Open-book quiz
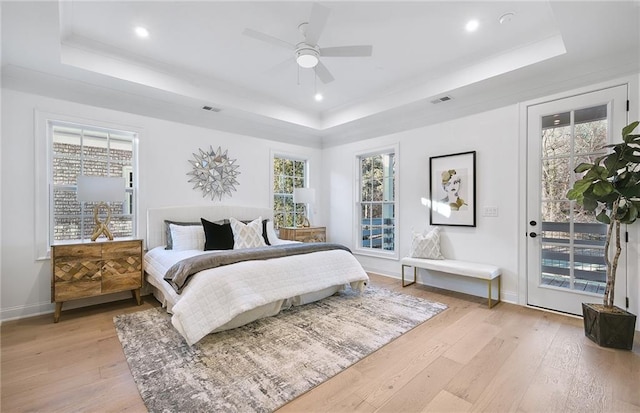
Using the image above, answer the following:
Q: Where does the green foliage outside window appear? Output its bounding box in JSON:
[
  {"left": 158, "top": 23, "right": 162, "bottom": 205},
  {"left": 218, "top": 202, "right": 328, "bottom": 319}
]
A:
[{"left": 273, "top": 157, "right": 306, "bottom": 228}]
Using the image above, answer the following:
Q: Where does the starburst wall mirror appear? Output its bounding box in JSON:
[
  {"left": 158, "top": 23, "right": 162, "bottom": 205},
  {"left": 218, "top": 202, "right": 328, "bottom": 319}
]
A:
[{"left": 187, "top": 146, "right": 240, "bottom": 201}]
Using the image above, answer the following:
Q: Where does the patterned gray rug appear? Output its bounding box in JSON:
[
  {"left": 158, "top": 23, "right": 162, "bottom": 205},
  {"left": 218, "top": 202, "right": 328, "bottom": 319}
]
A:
[{"left": 114, "top": 286, "right": 447, "bottom": 413}]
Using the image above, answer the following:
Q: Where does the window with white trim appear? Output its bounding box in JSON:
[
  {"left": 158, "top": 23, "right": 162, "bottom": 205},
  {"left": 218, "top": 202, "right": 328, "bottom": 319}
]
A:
[
  {"left": 273, "top": 156, "right": 307, "bottom": 228},
  {"left": 356, "top": 149, "right": 397, "bottom": 255},
  {"left": 50, "top": 121, "right": 137, "bottom": 243}
]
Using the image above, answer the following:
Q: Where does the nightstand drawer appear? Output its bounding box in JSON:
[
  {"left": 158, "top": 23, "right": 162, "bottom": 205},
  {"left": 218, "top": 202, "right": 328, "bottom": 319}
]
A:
[
  {"left": 53, "top": 259, "right": 103, "bottom": 283},
  {"left": 102, "top": 240, "right": 142, "bottom": 259},
  {"left": 102, "top": 254, "right": 142, "bottom": 293},
  {"left": 54, "top": 280, "right": 102, "bottom": 301},
  {"left": 102, "top": 271, "right": 142, "bottom": 293},
  {"left": 52, "top": 244, "right": 102, "bottom": 260},
  {"left": 102, "top": 255, "right": 142, "bottom": 277}
]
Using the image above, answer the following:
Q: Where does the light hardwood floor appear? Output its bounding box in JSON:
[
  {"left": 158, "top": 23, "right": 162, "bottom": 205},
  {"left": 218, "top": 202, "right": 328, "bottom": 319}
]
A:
[{"left": 2, "top": 274, "right": 639, "bottom": 412}]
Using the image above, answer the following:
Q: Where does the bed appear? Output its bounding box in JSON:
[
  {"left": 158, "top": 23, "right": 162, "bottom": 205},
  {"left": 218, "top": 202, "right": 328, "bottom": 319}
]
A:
[{"left": 144, "top": 205, "right": 369, "bottom": 345}]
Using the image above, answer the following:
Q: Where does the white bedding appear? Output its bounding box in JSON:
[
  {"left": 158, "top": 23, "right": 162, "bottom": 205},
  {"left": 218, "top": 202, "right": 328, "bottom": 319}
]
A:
[
  {"left": 144, "top": 245, "right": 369, "bottom": 345},
  {"left": 143, "top": 237, "right": 300, "bottom": 311}
]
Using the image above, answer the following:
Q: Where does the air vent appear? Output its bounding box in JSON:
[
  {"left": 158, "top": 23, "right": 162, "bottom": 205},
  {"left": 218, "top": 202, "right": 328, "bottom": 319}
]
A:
[
  {"left": 202, "top": 105, "right": 222, "bottom": 112},
  {"left": 430, "top": 95, "right": 453, "bottom": 104}
]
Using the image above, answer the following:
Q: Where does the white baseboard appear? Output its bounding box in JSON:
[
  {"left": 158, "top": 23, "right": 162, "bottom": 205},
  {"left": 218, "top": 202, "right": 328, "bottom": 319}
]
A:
[
  {"left": 0, "top": 301, "right": 55, "bottom": 323},
  {"left": 0, "top": 289, "right": 152, "bottom": 324}
]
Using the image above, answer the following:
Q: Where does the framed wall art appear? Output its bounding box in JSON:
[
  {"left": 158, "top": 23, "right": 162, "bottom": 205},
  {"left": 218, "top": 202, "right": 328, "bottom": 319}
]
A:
[{"left": 429, "top": 151, "right": 476, "bottom": 227}]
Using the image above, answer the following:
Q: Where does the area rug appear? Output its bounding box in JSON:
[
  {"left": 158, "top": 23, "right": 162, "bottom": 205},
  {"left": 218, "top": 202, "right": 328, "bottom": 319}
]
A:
[{"left": 114, "top": 286, "right": 447, "bottom": 413}]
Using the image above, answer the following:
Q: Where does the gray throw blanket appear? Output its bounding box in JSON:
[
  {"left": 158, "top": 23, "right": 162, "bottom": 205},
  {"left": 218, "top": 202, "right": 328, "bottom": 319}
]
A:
[{"left": 164, "top": 243, "right": 352, "bottom": 293}]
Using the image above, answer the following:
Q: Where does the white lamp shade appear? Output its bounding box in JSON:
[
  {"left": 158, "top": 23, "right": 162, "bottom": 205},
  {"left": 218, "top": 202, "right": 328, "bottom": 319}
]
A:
[
  {"left": 76, "top": 175, "right": 126, "bottom": 202},
  {"left": 293, "top": 187, "right": 315, "bottom": 204}
]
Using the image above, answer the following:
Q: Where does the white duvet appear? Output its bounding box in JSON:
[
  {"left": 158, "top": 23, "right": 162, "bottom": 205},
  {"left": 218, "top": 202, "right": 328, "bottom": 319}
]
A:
[{"left": 145, "top": 247, "right": 369, "bottom": 345}]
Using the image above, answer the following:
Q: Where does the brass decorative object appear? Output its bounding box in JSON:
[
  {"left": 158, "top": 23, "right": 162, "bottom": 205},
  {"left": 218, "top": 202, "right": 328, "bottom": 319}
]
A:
[{"left": 91, "top": 202, "right": 114, "bottom": 241}]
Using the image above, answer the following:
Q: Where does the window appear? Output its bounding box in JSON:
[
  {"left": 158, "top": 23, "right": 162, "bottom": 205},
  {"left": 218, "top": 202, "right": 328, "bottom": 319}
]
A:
[
  {"left": 357, "top": 148, "right": 397, "bottom": 256},
  {"left": 273, "top": 156, "right": 307, "bottom": 228},
  {"left": 50, "top": 121, "right": 137, "bottom": 243}
]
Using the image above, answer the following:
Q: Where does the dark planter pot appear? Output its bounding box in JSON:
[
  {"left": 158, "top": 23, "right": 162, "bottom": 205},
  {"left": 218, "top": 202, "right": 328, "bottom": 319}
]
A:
[{"left": 582, "top": 303, "right": 637, "bottom": 350}]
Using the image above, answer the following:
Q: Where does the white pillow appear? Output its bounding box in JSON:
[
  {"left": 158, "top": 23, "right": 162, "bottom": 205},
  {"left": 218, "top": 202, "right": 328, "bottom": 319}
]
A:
[
  {"left": 265, "top": 220, "right": 280, "bottom": 244},
  {"left": 169, "top": 223, "right": 205, "bottom": 251},
  {"left": 409, "top": 227, "right": 444, "bottom": 259},
  {"left": 229, "top": 217, "right": 267, "bottom": 249}
]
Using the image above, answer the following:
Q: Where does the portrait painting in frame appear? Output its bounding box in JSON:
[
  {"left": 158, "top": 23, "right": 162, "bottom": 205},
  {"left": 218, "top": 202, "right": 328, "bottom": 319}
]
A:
[{"left": 429, "top": 151, "right": 476, "bottom": 227}]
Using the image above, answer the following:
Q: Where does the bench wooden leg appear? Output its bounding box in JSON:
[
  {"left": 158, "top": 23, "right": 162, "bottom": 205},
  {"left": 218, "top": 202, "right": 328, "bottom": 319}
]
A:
[{"left": 402, "top": 264, "right": 416, "bottom": 287}]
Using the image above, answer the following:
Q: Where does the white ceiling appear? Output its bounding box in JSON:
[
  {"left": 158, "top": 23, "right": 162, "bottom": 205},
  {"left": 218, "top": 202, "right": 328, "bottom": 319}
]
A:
[{"left": 2, "top": 1, "right": 639, "bottom": 147}]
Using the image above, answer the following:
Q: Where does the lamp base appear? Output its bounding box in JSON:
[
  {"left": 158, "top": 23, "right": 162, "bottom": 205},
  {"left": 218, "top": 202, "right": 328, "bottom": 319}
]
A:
[
  {"left": 90, "top": 202, "right": 114, "bottom": 241},
  {"left": 299, "top": 216, "right": 311, "bottom": 228}
]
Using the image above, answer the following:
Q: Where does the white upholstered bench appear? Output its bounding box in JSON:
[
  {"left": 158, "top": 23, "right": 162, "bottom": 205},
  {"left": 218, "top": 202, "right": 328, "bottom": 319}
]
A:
[{"left": 401, "top": 257, "right": 502, "bottom": 308}]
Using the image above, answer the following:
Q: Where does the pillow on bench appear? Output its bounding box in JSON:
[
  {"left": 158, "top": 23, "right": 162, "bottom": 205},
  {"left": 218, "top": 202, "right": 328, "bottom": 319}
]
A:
[{"left": 409, "top": 228, "right": 444, "bottom": 260}]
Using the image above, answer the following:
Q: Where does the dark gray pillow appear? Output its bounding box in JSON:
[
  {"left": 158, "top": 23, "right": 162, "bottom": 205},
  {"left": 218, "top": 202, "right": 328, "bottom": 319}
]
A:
[
  {"left": 164, "top": 220, "right": 201, "bottom": 250},
  {"left": 201, "top": 218, "right": 234, "bottom": 250}
]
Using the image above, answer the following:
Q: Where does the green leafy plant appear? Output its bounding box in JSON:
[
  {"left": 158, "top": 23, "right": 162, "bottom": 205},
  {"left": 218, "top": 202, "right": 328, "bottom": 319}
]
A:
[{"left": 567, "top": 121, "right": 640, "bottom": 308}]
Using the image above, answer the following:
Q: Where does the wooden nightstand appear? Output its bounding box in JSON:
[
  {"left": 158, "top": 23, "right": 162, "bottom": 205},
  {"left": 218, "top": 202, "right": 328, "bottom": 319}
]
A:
[
  {"left": 278, "top": 226, "right": 326, "bottom": 243},
  {"left": 51, "top": 239, "right": 143, "bottom": 322}
]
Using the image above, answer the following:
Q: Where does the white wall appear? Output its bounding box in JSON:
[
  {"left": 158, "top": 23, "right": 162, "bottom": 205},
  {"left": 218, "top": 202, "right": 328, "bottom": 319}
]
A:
[
  {"left": 323, "top": 105, "right": 520, "bottom": 303},
  {"left": 0, "top": 88, "right": 323, "bottom": 321}
]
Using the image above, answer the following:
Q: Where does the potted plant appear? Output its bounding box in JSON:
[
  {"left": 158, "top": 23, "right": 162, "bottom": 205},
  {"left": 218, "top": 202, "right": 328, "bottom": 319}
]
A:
[{"left": 567, "top": 120, "right": 639, "bottom": 350}]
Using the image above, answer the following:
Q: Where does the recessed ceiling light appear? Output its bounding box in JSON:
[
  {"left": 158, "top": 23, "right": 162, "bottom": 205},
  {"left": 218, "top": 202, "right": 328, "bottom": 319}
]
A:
[
  {"left": 134, "top": 26, "right": 149, "bottom": 38},
  {"left": 465, "top": 19, "right": 479, "bottom": 32},
  {"left": 314, "top": 93, "right": 323, "bottom": 102}
]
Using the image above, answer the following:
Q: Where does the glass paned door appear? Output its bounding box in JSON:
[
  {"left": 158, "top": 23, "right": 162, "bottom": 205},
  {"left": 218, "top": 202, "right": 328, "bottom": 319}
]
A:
[{"left": 526, "top": 85, "right": 628, "bottom": 315}]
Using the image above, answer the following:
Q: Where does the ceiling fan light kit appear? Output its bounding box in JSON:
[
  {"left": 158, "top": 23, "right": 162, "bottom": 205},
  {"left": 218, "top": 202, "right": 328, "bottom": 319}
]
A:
[{"left": 296, "top": 46, "right": 320, "bottom": 68}]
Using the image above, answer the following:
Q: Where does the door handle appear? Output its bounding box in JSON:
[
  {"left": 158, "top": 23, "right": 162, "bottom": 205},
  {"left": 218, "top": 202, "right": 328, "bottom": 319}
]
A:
[{"left": 529, "top": 232, "right": 538, "bottom": 238}]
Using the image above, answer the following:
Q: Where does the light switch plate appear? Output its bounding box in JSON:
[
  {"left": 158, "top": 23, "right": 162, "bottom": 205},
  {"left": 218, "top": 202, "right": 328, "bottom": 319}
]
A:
[{"left": 483, "top": 206, "right": 499, "bottom": 217}]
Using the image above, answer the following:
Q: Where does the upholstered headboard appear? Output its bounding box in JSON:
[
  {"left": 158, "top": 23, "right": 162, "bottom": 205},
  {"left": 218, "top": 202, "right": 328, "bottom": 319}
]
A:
[{"left": 146, "top": 205, "right": 273, "bottom": 250}]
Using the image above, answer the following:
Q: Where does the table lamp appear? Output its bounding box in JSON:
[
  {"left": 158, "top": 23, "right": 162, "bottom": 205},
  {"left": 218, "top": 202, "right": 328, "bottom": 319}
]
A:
[
  {"left": 76, "top": 175, "right": 125, "bottom": 241},
  {"left": 293, "top": 187, "right": 315, "bottom": 227}
]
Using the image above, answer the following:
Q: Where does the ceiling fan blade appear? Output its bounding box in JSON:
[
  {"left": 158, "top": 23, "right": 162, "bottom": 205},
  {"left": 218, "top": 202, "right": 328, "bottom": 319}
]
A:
[
  {"left": 314, "top": 61, "right": 334, "bottom": 84},
  {"left": 304, "top": 3, "right": 330, "bottom": 46},
  {"left": 321, "top": 45, "right": 373, "bottom": 57},
  {"left": 242, "top": 28, "right": 295, "bottom": 50},
  {"left": 264, "top": 57, "right": 295, "bottom": 77}
]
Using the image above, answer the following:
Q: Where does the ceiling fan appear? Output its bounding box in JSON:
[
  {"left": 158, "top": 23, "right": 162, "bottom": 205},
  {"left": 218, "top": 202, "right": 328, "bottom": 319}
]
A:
[{"left": 242, "top": 3, "right": 373, "bottom": 84}]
